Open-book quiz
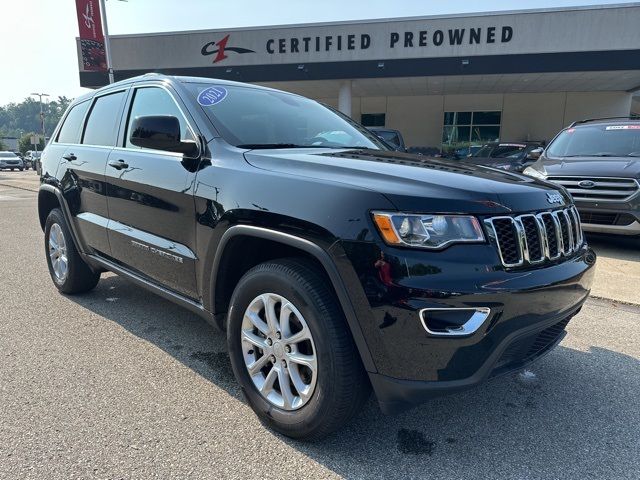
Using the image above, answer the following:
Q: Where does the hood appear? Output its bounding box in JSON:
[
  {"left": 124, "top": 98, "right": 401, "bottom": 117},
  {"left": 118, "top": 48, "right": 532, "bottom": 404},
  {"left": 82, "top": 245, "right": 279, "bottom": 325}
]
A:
[
  {"left": 539, "top": 155, "right": 640, "bottom": 178},
  {"left": 243, "top": 148, "right": 570, "bottom": 214}
]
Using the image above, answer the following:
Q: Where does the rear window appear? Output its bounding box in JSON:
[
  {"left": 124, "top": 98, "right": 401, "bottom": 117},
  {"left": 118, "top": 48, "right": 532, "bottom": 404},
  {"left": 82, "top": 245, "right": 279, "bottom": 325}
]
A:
[
  {"left": 547, "top": 124, "right": 640, "bottom": 158},
  {"left": 0, "top": 152, "right": 18, "bottom": 158},
  {"left": 56, "top": 100, "right": 90, "bottom": 144},
  {"left": 82, "top": 91, "right": 127, "bottom": 147}
]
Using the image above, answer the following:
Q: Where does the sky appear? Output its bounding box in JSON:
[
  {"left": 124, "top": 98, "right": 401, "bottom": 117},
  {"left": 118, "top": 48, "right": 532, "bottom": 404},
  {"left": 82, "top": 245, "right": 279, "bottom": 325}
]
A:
[{"left": 0, "top": 0, "right": 635, "bottom": 106}]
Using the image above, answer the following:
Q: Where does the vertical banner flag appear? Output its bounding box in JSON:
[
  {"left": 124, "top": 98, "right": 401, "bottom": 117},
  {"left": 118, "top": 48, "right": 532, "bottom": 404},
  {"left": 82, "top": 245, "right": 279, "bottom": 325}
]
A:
[{"left": 75, "top": 0, "right": 107, "bottom": 71}]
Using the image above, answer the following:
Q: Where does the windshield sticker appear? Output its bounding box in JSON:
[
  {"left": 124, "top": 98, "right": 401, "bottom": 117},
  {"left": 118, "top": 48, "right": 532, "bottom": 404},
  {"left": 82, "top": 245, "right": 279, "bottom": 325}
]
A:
[
  {"left": 198, "top": 86, "right": 228, "bottom": 106},
  {"left": 605, "top": 125, "right": 640, "bottom": 130}
]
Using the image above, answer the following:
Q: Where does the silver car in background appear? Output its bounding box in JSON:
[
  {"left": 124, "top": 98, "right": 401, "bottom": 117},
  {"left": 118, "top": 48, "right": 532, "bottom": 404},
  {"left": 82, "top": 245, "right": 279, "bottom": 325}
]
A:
[{"left": 0, "top": 151, "right": 24, "bottom": 171}]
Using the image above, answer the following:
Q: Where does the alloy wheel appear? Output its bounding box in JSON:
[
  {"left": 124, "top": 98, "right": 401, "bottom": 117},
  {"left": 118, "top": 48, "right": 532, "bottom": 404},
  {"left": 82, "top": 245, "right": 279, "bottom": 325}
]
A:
[
  {"left": 241, "top": 293, "right": 318, "bottom": 410},
  {"left": 48, "top": 223, "right": 69, "bottom": 282}
]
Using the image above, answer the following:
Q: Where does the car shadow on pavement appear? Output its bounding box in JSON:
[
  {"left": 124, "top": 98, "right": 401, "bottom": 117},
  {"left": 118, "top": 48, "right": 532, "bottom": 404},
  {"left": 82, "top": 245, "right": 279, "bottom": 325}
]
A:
[{"left": 71, "top": 273, "right": 640, "bottom": 480}]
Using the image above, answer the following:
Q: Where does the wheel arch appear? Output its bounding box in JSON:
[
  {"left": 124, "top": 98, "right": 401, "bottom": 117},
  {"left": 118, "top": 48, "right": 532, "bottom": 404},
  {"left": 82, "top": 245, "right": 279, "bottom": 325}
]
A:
[
  {"left": 38, "top": 184, "right": 87, "bottom": 256},
  {"left": 210, "top": 225, "right": 377, "bottom": 372}
]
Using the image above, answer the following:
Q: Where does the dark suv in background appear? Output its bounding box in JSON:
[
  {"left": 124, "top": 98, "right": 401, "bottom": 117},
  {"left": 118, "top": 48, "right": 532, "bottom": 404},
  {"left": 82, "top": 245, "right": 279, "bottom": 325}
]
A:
[
  {"left": 464, "top": 141, "right": 545, "bottom": 172},
  {"left": 524, "top": 118, "right": 640, "bottom": 237},
  {"left": 39, "top": 74, "right": 594, "bottom": 440}
]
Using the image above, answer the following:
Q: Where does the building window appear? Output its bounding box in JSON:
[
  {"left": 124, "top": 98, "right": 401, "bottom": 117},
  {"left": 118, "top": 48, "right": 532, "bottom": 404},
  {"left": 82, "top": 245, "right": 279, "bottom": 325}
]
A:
[
  {"left": 442, "top": 111, "right": 501, "bottom": 152},
  {"left": 361, "top": 113, "right": 386, "bottom": 127}
]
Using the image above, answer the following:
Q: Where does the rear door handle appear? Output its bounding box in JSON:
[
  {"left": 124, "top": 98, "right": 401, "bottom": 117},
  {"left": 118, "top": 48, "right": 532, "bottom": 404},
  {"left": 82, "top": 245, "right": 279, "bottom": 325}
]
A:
[
  {"left": 62, "top": 153, "right": 77, "bottom": 161},
  {"left": 108, "top": 159, "right": 129, "bottom": 170}
]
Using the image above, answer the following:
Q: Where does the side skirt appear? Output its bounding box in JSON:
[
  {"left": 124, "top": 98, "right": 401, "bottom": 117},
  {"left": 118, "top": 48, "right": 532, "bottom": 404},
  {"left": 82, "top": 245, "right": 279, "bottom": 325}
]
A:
[{"left": 86, "top": 253, "right": 219, "bottom": 329}]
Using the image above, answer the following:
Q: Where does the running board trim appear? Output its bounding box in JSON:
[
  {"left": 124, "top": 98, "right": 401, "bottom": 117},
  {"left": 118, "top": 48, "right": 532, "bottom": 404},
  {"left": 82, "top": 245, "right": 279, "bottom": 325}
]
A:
[{"left": 86, "top": 254, "right": 217, "bottom": 328}]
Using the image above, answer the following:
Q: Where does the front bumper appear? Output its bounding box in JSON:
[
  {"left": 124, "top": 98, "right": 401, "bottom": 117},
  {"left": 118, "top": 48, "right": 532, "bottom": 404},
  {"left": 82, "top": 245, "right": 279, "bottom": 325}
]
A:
[
  {"left": 0, "top": 162, "right": 23, "bottom": 169},
  {"left": 574, "top": 198, "right": 640, "bottom": 236},
  {"left": 371, "top": 304, "right": 579, "bottom": 413},
  {"left": 339, "top": 240, "right": 596, "bottom": 413}
]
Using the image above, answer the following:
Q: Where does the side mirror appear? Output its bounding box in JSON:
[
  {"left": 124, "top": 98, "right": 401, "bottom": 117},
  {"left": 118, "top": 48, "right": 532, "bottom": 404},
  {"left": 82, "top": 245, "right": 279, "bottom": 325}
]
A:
[
  {"left": 129, "top": 115, "right": 199, "bottom": 157},
  {"left": 527, "top": 147, "right": 543, "bottom": 160}
]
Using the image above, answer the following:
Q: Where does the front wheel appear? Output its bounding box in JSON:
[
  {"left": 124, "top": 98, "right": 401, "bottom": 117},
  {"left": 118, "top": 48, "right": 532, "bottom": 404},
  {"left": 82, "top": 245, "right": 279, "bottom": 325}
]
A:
[
  {"left": 227, "top": 258, "right": 370, "bottom": 441},
  {"left": 45, "top": 208, "right": 100, "bottom": 294}
]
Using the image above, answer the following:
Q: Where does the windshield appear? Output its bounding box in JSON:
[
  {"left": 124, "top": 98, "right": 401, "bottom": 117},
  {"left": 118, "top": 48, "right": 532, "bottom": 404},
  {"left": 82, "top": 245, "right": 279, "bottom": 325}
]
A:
[
  {"left": 473, "top": 144, "right": 527, "bottom": 159},
  {"left": 189, "top": 84, "right": 386, "bottom": 150},
  {"left": 0, "top": 152, "right": 17, "bottom": 158},
  {"left": 547, "top": 125, "right": 640, "bottom": 157}
]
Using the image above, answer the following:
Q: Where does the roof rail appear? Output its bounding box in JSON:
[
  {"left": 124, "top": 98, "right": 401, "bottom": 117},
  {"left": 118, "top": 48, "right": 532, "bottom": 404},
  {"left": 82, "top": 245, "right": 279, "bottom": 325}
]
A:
[{"left": 569, "top": 116, "right": 639, "bottom": 128}]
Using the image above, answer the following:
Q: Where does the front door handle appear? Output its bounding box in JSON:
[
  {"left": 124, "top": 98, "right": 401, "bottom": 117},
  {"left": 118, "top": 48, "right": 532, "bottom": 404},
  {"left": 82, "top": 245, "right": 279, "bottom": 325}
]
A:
[
  {"left": 62, "top": 153, "right": 77, "bottom": 161},
  {"left": 108, "top": 159, "right": 129, "bottom": 170}
]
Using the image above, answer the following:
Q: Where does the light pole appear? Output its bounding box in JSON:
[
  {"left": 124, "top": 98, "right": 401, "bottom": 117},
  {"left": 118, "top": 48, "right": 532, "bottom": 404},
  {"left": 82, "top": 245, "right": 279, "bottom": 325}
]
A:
[
  {"left": 99, "top": 0, "right": 114, "bottom": 84},
  {"left": 30, "top": 92, "right": 49, "bottom": 143}
]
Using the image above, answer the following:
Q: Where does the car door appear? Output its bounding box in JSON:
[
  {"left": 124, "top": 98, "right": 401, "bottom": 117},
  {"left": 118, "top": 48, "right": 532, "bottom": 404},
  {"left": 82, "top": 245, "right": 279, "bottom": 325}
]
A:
[
  {"left": 56, "top": 90, "right": 127, "bottom": 256},
  {"left": 104, "top": 83, "right": 201, "bottom": 299}
]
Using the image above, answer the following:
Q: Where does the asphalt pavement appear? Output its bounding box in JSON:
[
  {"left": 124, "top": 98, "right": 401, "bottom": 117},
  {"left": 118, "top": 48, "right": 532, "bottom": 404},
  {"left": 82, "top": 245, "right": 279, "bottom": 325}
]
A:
[{"left": 1, "top": 171, "right": 639, "bottom": 479}]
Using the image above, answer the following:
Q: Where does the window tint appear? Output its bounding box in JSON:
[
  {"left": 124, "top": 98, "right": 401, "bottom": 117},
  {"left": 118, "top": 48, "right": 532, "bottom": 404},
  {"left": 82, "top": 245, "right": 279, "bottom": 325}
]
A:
[
  {"left": 56, "top": 100, "right": 90, "bottom": 144},
  {"left": 125, "top": 87, "right": 194, "bottom": 149},
  {"left": 82, "top": 91, "right": 126, "bottom": 147}
]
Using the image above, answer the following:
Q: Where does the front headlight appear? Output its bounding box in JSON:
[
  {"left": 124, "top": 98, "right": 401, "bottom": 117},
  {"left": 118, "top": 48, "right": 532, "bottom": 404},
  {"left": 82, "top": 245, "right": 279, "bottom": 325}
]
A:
[
  {"left": 372, "top": 212, "right": 485, "bottom": 249},
  {"left": 523, "top": 166, "right": 547, "bottom": 180}
]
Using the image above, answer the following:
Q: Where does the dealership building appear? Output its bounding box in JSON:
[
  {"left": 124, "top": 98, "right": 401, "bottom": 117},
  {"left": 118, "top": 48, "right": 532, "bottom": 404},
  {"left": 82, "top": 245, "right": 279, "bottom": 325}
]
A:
[{"left": 78, "top": 3, "right": 640, "bottom": 151}]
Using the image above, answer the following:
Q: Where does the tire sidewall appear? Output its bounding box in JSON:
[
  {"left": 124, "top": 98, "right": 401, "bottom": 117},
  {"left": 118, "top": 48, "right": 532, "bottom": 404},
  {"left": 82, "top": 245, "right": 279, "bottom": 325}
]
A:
[
  {"left": 44, "top": 209, "right": 75, "bottom": 291},
  {"left": 227, "top": 265, "right": 338, "bottom": 431}
]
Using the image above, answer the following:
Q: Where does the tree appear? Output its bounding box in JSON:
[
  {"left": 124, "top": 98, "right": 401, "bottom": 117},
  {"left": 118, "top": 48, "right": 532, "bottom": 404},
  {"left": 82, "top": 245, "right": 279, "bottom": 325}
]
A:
[
  {"left": 0, "top": 95, "right": 73, "bottom": 138},
  {"left": 19, "top": 133, "right": 45, "bottom": 155},
  {"left": 0, "top": 139, "right": 6, "bottom": 151}
]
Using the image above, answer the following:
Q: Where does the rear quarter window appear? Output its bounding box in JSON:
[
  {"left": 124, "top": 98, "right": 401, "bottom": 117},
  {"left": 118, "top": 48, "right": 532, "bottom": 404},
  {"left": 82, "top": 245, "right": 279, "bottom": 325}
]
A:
[{"left": 56, "top": 100, "right": 90, "bottom": 144}]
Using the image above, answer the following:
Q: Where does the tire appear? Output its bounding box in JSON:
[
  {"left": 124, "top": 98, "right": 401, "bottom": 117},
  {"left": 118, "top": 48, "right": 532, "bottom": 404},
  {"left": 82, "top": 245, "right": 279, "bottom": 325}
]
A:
[
  {"left": 44, "top": 208, "right": 100, "bottom": 294},
  {"left": 19, "top": 168, "right": 24, "bottom": 171},
  {"left": 227, "top": 258, "right": 370, "bottom": 440},
  {"left": 10, "top": 168, "right": 14, "bottom": 171}
]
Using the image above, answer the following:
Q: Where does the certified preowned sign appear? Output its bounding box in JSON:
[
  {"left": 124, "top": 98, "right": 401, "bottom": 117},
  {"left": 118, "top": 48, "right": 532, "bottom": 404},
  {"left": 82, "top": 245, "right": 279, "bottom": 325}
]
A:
[{"left": 200, "top": 25, "right": 514, "bottom": 62}]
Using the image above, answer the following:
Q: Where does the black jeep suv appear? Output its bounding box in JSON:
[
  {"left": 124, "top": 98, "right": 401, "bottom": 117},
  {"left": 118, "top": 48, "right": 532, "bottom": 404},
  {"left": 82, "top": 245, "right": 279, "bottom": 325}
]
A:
[
  {"left": 39, "top": 74, "right": 595, "bottom": 440},
  {"left": 524, "top": 117, "right": 640, "bottom": 236}
]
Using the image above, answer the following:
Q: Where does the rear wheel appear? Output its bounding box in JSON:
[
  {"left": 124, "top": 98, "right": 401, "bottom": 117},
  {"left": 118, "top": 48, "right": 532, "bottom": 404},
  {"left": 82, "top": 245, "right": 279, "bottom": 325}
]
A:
[
  {"left": 45, "top": 208, "right": 100, "bottom": 294},
  {"left": 227, "top": 258, "right": 370, "bottom": 440}
]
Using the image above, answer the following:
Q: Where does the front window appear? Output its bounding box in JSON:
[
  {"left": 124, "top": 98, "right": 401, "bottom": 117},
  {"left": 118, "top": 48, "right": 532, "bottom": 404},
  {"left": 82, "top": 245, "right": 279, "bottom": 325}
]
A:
[
  {"left": 547, "top": 125, "right": 640, "bottom": 158},
  {"left": 0, "top": 152, "right": 18, "bottom": 158},
  {"left": 188, "top": 84, "right": 385, "bottom": 149}
]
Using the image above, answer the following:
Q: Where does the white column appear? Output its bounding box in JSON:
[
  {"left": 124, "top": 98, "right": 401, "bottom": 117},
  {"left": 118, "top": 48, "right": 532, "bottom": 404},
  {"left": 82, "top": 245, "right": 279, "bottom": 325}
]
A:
[{"left": 338, "top": 80, "right": 352, "bottom": 118}]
